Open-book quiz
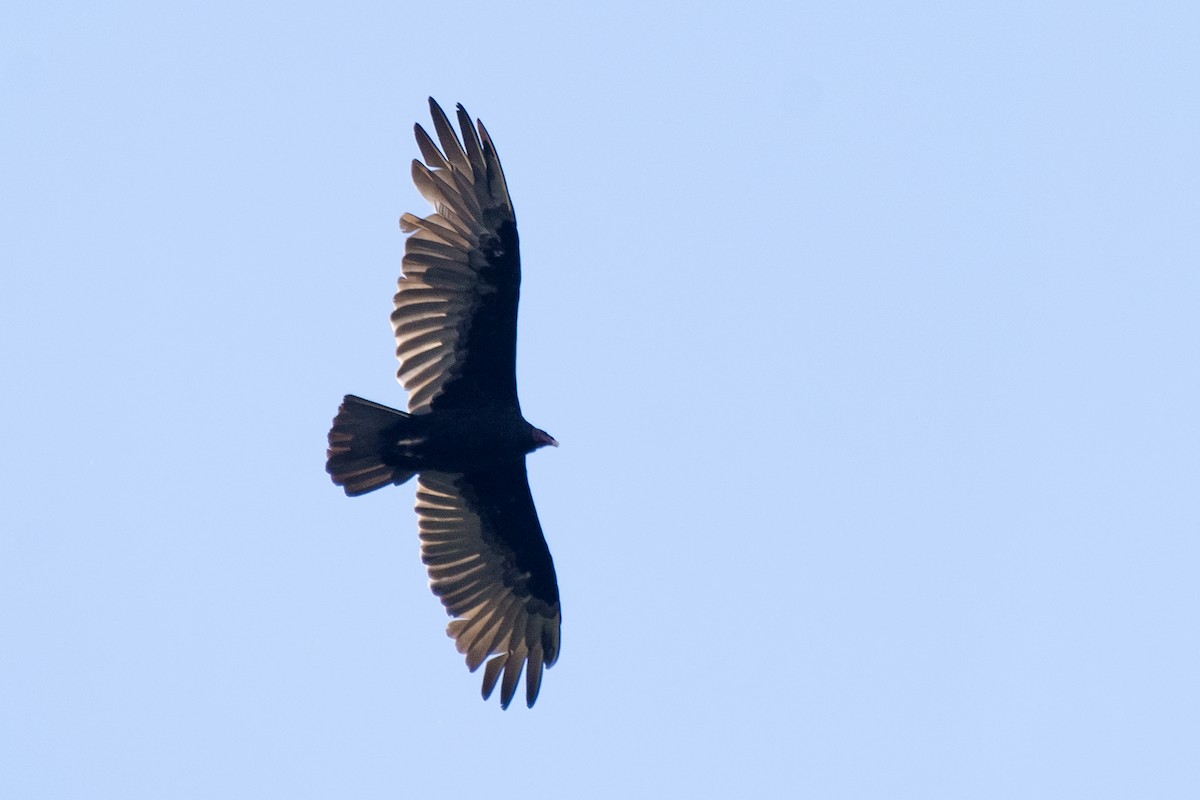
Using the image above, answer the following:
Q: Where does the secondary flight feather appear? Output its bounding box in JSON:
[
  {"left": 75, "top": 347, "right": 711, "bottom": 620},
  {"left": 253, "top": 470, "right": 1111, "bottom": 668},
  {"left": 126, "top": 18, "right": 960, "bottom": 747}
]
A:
[{"left": 326, "top": 99, "right": 561, "bottom": 709}]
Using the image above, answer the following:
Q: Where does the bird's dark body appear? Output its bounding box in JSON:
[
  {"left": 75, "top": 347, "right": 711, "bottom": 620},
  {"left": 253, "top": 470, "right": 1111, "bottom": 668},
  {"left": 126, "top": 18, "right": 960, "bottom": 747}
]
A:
[
  {"left": 383, "top": 408, "right": 543, "bottom": 473},
  {"left": 325, "top": 100, "right": 562, "bottom": 709}
]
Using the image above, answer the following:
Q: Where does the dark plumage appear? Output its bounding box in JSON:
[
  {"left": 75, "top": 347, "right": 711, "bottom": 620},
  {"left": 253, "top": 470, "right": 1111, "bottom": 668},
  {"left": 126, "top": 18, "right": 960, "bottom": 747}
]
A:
[{"left": 326, "top": 99, "right": 561, "bottom": 709}]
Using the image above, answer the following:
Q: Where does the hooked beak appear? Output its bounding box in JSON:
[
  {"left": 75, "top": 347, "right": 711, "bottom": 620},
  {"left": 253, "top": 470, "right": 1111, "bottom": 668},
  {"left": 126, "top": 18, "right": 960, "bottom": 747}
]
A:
[{"left": 533, "top": 428, "right": 559, "bottom": 448}]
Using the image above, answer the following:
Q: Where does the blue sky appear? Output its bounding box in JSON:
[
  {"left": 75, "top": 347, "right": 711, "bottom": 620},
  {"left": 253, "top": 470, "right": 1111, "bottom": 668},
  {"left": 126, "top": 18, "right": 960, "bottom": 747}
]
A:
[{"left": 3, "top": 2, "right": 1198, "bottom": 797}]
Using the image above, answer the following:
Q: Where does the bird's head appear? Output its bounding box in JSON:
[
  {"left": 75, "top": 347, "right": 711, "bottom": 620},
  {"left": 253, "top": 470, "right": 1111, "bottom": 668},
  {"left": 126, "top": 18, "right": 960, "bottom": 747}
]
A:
[{"left": 531, "top": 427, "right": 559, "bottom": 450}]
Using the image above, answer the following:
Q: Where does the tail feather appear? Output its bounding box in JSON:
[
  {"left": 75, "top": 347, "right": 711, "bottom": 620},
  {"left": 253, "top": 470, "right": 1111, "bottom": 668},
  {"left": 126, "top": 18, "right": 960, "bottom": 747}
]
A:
[{"left": 326, "top": 395, "right": 417, "bottom": 496}]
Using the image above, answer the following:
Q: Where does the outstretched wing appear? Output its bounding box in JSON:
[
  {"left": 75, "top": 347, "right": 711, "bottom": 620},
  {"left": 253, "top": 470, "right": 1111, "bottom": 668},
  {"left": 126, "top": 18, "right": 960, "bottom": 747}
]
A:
[
  {"left": 393, "top": 98, "right": 522, "bottom": 414},
  {"left": 416, "top": 466, "right": 561, "bottom": 709}
]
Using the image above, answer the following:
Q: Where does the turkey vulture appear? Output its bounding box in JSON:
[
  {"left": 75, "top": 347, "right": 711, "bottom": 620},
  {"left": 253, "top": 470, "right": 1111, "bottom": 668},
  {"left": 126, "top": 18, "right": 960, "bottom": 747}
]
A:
[{"left": 326, "top": 99, "right": 561, "bottom": 709}]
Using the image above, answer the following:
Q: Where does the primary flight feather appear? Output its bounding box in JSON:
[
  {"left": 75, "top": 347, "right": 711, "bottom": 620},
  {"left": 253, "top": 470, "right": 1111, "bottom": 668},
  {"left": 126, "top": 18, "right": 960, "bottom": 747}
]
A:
[{"left": 326, "top": 99, "right": 561, "bottom": 709}]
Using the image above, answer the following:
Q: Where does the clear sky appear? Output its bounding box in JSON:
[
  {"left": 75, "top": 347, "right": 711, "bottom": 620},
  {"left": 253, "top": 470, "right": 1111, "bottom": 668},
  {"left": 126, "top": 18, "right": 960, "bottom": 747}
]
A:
[{"left": 3, "top": 2, "right": 1198, "bottom": 797}]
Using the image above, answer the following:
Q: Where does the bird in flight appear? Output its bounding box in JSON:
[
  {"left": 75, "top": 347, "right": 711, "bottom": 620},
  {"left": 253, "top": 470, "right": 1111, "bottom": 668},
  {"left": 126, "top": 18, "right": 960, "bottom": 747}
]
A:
[{"left": 326, "top": 99, "right": 561, "bottom": 709}]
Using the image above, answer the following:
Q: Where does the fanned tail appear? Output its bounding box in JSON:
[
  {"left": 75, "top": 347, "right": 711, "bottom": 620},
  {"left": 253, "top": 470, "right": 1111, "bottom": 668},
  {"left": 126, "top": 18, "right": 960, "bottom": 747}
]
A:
[{"left": 326, "top": 395, "right": 418, "bottom": 496}]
